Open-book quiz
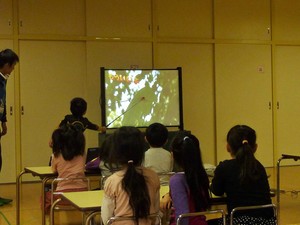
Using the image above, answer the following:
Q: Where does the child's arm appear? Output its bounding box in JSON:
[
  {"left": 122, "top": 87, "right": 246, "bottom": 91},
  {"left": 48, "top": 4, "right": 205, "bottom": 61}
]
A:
[
  {"left": 160, "top": 192, "right": 172, "bottom": 211},
  {"left": 84, "top": 118, "right": 106, "bottom": 132},
  {"left": 98, "top": 126, "right": 106, "bottom": 133},
  {"left": 101, "top": 194, "right": 115, "bottom": 224}
]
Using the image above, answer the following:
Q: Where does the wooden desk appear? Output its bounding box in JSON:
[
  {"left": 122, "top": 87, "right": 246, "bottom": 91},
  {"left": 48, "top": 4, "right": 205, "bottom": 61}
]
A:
[
  {"left": 16, "top": 166, "right": 101, "bottom": 225},
  {"left": 50, "top": 190, "right": 103, "bottom": 225},
  {"left": 61, "top": 190, "right": 103, "bottom": 212},
  {"left": 209, "top": 192, "right": 227, "bottom": 206},
  {"left": 50, "top": 185, "right": 170, "bottom": 225},
  {"left": 16, "top": 166, "right": 57, "bottom": 225},
  {"left": 160, "top": 185, "right": 170, "bottom": 198}
]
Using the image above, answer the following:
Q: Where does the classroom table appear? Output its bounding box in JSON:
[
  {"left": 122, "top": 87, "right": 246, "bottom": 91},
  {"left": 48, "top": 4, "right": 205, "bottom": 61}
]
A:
[
  {"left": 49, "top": 185, "right": 174, "bottom": 225},
  {"left": 49, "top": 183, "right": 229, "bottom": 225},
  {"left": 16, "top": 166, "right": 101, "bottom": 225},
  {"left": 16, "top": 166, "right": 57, "bottom": 225},
  {"left": 160, "top": 185, "right": 170, "bottom": 198},
  {"left": 50, "top": 190, "right": 103, "bottom": 225}
]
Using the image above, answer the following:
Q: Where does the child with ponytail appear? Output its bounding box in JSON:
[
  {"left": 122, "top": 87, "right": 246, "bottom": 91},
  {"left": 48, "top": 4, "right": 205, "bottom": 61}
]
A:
[
  {"left": 160, "top": 131, "right": 210, "bottom": 225},
  {"left": 211, "top": 125, "right": 275, "bottom": 225},
  {"left": 101, "top": 126, "right": 160, "bottom": 225}
]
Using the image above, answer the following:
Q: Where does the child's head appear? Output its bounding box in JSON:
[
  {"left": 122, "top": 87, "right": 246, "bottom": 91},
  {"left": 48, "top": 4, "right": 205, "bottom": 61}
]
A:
[
  {"left": 145, "top": 122, "right": 168, "bottom": 148},
  {"left": 227, "top": 125, "right": 259, "bottom": 185},
  {"left": 51, "top": 124, "right": 85, "bottom": 161},
  {"left": 108, "top": 126, "right": 145, "bottom": 167},
  {"left": 171, "top": 131, "right": 203, "bottom": 170},
  {"left": 226, "top": 124, "right": 257, "bottom": 157},
  {"left": 70, "top": 97, "right": 87, "bottom": 117},
  {"left": 171, "top": 131, "right": 209, "bottom": 211}
]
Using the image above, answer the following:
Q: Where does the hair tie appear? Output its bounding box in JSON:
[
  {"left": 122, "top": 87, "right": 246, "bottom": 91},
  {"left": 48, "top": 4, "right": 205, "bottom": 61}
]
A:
[
  {"left": 183, "top": 136, "right": 189, "bottom": 141},
  {"left": 128, "top": 160, "right": 134, "bottom": 164},
  {"left": 242, "top": 140, "right": 248, "bottom": 144}
]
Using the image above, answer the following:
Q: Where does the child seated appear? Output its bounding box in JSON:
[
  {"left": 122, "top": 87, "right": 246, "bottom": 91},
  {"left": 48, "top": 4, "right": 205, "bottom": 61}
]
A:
[
  {"left": 160, "top": 131, "right": 210, "bottom": 225},
  {"left": 143, "top": 123, "right": 173, "bottom": 185},
  {"left": 43, "top": 124, "right": 88, "bottom": 213},
  {"left": 101, "top": 126, "right": 160, "bottom": 225},
  {"left": 210, "top": 125, "right": 276, "bottom": 225}
]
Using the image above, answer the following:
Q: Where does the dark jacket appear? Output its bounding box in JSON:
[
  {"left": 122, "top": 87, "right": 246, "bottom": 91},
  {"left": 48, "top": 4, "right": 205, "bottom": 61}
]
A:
[{"left": 0, "top": 75, "right": 7, "bottom": 123}]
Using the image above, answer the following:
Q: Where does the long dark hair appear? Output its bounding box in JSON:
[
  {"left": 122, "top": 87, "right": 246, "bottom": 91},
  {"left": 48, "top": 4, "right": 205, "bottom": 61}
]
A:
[
  {"left": 51, "top": 124, "right": 85, "bottom": 160},
  {"left": 108, "top": 126, "right": 150, "bottom": 222},
  {"left": 227, "top": 125, "right": 260, "bottom": 185},
  {"left": 171, "top": 131, "right": 210, "bottom": 211}
]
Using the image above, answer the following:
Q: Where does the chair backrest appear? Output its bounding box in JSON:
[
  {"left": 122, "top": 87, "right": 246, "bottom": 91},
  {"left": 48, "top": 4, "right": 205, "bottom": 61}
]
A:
[
  {"left": 230, "top": 203, "right": 277, "bottom": 225},
  {"left": 106, "top": 213, "right": 162, "bottom": 225},
  {"left": 176, "top": 209, "right": 226, "bottom": 225}
]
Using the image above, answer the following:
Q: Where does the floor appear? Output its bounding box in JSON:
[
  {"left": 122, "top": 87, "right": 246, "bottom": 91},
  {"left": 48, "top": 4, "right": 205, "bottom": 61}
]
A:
[{"left": 0, "top": 166, "right": 299, "bottom": 225}]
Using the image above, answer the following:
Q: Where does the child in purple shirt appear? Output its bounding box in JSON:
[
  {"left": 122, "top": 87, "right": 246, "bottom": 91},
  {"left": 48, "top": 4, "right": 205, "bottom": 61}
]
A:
[{"left": 161, "top": 131, "right": 210, "bottom": 225}]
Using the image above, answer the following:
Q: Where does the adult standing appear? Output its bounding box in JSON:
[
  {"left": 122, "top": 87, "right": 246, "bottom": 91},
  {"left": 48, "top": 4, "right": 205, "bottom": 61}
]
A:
[{"left": 0, "top": 49, "right": 19, "bottom": 206}]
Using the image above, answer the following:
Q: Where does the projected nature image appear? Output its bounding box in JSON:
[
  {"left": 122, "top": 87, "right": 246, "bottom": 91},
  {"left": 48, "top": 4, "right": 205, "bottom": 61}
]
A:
[{"left": 102, "top": 69, "right": 181, "bottom": 128}]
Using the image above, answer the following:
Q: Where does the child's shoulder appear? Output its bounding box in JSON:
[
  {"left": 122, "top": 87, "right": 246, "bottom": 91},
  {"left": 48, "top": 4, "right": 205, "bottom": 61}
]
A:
[
  {"left": 147, "top": 147, "right": 171, "bottom": 154},
  {"left": 61, "top": 114, "right": 77, "bottom": 123},
  {"left": 170, "top": 172, "right": 185, "bottom": 183},
  {"left": 64, "top": 114, "right": 73, "bottom": 119}
]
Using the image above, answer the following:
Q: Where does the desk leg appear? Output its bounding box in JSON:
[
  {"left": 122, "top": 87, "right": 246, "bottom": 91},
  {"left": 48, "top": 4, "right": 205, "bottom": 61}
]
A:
[
  {"left": 16, "top": 170, "right": 27, "bottom": 225},
  {"left": 42, "top": 176, "right": 54, "bottom": 225},
  {"left": 85, "top": 211, "right": 101, "bottom": 225}
]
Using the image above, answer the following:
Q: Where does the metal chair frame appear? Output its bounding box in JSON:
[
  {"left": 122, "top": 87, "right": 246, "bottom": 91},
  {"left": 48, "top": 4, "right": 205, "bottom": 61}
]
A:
[
  {"left": 229, "top": 203, "right": 277, "bottom": 225},
  {"left": 176, "top": 209, "right": 227, "bottom": 225},
  {"left": 276, "top": 154, "right": 300, "bottom": 204},
  {"left": 106, "top": 213, "right": 162, "bottom": 225},
  {"left": 49, "top": 177, "right": 91, "bottom": 225},
  {"left": 51, "top": 177, "right": 91, "bottom": 206}
]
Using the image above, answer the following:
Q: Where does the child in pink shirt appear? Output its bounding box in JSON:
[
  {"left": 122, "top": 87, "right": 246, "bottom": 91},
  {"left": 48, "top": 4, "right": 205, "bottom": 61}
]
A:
[
  {"left": 101, "top": 126, "right": 160, "bottom": 225},
  {"left": 43, "top": 124, "right": 88, "bottom": 213}
]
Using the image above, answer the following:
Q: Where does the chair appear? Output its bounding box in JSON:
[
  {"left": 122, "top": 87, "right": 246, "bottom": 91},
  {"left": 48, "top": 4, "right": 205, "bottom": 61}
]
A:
[
  {"left": 176, "top": 209, "right": 226, "bottom": 225},
  {"left": 276, "top": 154, "right": 300, "bottom": 204},
  {"left": 50, "top": 177, "right": 91, "bottom": 207},
  {"left": 229, "top": 203, "right": 277, "bottom": 225},
  {"left": 106, "top": 213, "right": 162, "bottom": 225},
  {"left": 85, "top": 211, "right": 102, "bottom": 225},
  {"left": 49, "top": 177, "right": 91, "bottom": 225}
]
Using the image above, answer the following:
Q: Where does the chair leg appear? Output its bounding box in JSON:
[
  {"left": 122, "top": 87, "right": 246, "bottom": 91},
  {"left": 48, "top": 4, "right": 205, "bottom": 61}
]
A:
[
  {"left": 50, "top": 198, "right": 62, "bottom": 225},
  {"left": 85, "top": 211, "right": 101, "bottom": 225}
]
